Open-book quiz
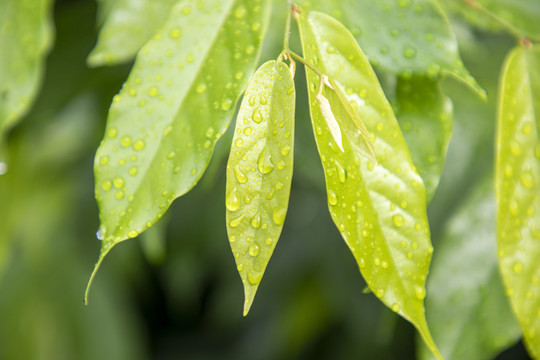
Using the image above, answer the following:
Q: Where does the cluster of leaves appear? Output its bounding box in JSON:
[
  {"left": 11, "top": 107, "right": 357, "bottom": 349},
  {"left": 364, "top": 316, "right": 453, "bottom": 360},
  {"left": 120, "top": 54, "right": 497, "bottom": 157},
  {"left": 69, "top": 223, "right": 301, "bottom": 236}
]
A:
[{"left": 1, "top": 0, "right": 539, "bottom": 359}]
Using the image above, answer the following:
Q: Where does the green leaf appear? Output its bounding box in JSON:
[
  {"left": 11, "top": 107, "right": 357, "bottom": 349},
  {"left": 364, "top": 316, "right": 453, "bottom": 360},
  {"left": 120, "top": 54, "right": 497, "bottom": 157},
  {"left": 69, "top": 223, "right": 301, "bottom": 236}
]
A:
[
  {"left": 297, "top": 10, "right": 442, "bottom": 359},
  {"left": 393, "top": 76, "right": 453, "bottom": 202},
  {"left": 88, "top": 0, "right": 179, "bottom": 66},
  {"left": 295, "top": 0, "right": 485, "bottom": 98},
  {"left": 0, "top": 0, "right": 54, "bottom": 157},
  {"left": 496, "top": 44, "right": 540, "bottom": 358},
  {"left": 420, "top": 179, "right": 520, "bottom": 360},
  {"left": 89, "top": 0, "right": 271, "bottom": 298},
  {"left": 479, "top": 0, "right": 540, "bottom": 40},
  {"left": 225, "top": 60, "right": 295, "bottom": 315}
]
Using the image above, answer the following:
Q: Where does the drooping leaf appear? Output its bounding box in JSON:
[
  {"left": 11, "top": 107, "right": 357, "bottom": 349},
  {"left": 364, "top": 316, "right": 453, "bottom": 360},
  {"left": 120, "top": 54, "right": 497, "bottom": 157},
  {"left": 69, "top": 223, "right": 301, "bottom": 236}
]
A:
[
  {"left": 88, "top": 0, "right": 179, "bottom": 66},
  {"left": 496, "top": 44, "right": 540, "bottom": 358},
  {"left": 393, "top": 76, "right": 453, "bottom": 202},
  {"left": 420, "top": 179, "right": 520, "bottom": 360},
  {"left": 297, "top": 10, "right": 441, "bottom": 359},
  {"left": 0, "top": 0, "right": 54, "bottom": 158},
  {"left": 89, "top": 0, "right": 271, "bottom": 297},
  {"left": 295, "top": 0, "right": 485, "bottom": 98},
  {"left": 225, "top": 60, "right": 295, "bottom": 315}
]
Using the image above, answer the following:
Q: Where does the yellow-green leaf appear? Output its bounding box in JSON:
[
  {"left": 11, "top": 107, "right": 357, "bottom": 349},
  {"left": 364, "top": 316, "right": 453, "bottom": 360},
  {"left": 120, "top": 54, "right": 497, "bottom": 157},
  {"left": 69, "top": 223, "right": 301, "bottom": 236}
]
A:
[
  {"left": 226, "top": 60, "right": 295, "bottom": 315},
  {"left": 88, "top": 0, "right": 179, "bottom": 66},
  {"left": 496, "top": 44, "right": 540, "bottom": 358},
  {"left": 0, "top": 0, "right": 54, "bottom": 157},
  {"left": 88, "top": 0, "right": 271, "bottom": 299},
  {"left": 394, "top": 76, "right": 453, "bottom": 202},
  {"left": 298, "top": 10, "right": 442, "bottom": 359}
]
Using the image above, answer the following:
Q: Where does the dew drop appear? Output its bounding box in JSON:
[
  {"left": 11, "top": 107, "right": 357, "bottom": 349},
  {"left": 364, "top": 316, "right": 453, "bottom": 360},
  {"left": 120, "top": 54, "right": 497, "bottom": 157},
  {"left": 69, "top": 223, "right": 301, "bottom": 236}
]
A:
[
  {"left": 99, "top": 155, "right": 109, "bottom": 166},
  {"left": 248, "top": 96, "right": 256, "bottom": 106},
  {"left": 148, "top": 86, "right": 159, "bottom": 97},
  {"left": 221, "top": 98, "right": 233, "bottom": 110},
  {"left": 229, "top": 214, "right": 245, "bottom": 228},
  {"left": 520, "top": 171, "right": 535, "bottom": 189},
  {"left": 247, "top": 270, "right": 263, "bottom": 285},
  {"left": 392, "top": 214, "right": 405, "bottom": 227},
  {"left": 226, "top": 187, "right": 241, "bottom": 211},
  {"left": 133, "top": 139, "right": 145, "bottom": 151},
  {"left": 513, "top": 261, "right": 524, "bottom": 274},
  {"left": 196, "top": 83, "right": 207, "bottom": 93},
  {"left": 246, "top": 45, "right": 255, "bottom": 54},
  {"left": 167, "top": 151, "right": 176, "bottom": 160},
  {"left": 235, "top": 138, "right": 243, "bottom": 147},
  {"left": 248, "top": 243, "right": 260, "bottom": 257},
  {"left": 128, "top": 230, "right": 139, "bottom": 238},
  {"left": 509, "top": 200, "right": 519, "bottom": 216},
  {"left": 96, "top": 227, "right": 105, "bottom": 240},
  {"left": 237, "top": 263, "right": 243, "bottom": 271},
  {"left": 169, "top": 27, "right": 181, "bottom": 39},
  {"left": 252, "top": 108, "right": 263, "bottom": 123},
  {"left": 234, "top": 6, "right": 247, "bottom": 18},
  {"left": 281, "top": 145, "right": 291, "bottom": 156},
  {"left": 415, "top": 285, "right": 426, "bottom": 300},
  {"left": 107, "top": 128, "right": 118, "bottom": 138},
  {"left": 273, "top": 208, "right": 286, "bottom": 225},
  {"left": 251, "top": 212, "right": 261, "bottom": 229},
  {"left": 392, "top": 303, "right": 401, "bottom": 312},
  {"left": 101, "top": 180, "right": 112, "bottom": 191},
  {"left": 257, "top": 151, "right": 274, "bottom": 174},
  {"left": 113, "top": 177, "right": 125, "bottom": 188},
  {"left": 266, "top": 188, "right": 275, "bottom": 200},
  {"left": 328, "top": 189, "right": 338, "bottom": 206},
  {"left": 234, "top": 165, "right": 248, "bottom": 183},
  {"left": 334, "top": 160, "right": 347, "bottom": 183},
  {"left": 205, "top": 127, "right": 215, "bottom": 138},
  {"left": 260, "top": 94, "right": 267, "bottom": 105},
  {"left": 403, "top": 46, "right": 417, "bottom": 59},
  {"left": 244, "top": 127, "right": 253, "bottom": 135},
  {"left": 510, "top": 141, "right": 522, "bottom": 155},
  {"left": 115, "top": 190, "right": 124, "bottom": 200},
  {"left": 120, "top": 135, "right": 132, "bottom": 147}
]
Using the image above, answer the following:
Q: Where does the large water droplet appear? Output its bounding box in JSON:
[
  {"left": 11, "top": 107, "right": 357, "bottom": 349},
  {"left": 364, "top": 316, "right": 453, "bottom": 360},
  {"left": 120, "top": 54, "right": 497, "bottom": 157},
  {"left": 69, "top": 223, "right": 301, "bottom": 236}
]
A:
[
  {"left": 247, "top": 270, "right": 262, "bottom": 285},
  {"left": 328, "top": 189, "right": 338, "bottom": 206},
  {"left": 96, "top": 227, "right": 105, "bottom": 240},
  {"left": 251, "top": 212, "right": 261, "bottom": 229},
  {"left": 226, "top": 187, "right": 241, "bottom": 211},
  {"left": 257, "top": 150, "right": 274, "bottom": 174},
  {"left": 252, "top": 108, "right": 263, "bottom": 123},
  {"left": 334, "top": 160, "right": 347, "bottom": 183},
  {"left": 234, "top": 165, "right": 248, "bottom": 183},
  {"left": 393, "top": 214, "right": 405, "bottom": 227},
  {"left": 120, "top": 135, "right": 132, "bottom": 147},
  {"left": 133, "top": 139, "right": 145, "bottom": 151},
  {"left": 99, "top": 155, "right": 109, "bottom": 166},
  {"left": 249, "top": 243, "right": 260, "bottom": 257},
  {"left": 113, "top": 177, "right": 125, "bottom": 188},
  {"left": 415, "top": 285, "right": 426, "bottom": 300},
  {"left": 229, "top": 214, "right": 245, "bottom": 228},
  {"left": 221, "top": 98, "right": 233, "bottom": 110},
  {"left": 272, "top": 208, "right": 286, "bottom": 225},
  {"left": 128, "top": 230, "right": 139, "bottom": 238},
  {"left": 403, "top": 46, "right": 417, "bottom": 58}
]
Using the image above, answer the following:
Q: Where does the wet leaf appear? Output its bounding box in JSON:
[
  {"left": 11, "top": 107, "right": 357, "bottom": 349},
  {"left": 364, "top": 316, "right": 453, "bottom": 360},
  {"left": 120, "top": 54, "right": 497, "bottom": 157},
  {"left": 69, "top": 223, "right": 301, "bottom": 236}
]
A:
[
  {"left": 297, "top": 10, "right": 442, "bottom": 359},
  {"left": 88, "top": 0, "right": 179, "bottom": 66},
  {"left": 0, "top": 0, "right": 54, "bottom": 157},
  {"left": 89, "top": 0, "right": 271, "bottom": 298},
  {"left": 479, "top": 0, "right": 540, "bottom": 40},
  {"left": 296, "top": 0, "right": 485, "bottom": 98},
  {"left": 496, "top": 44, "right": 540, "bottom": 358},
  {"left": 420, "top": 179, "right": 520, "bottom": 360},
  {"left": 226, "top": 60, "right": 295, "bottom": 315},
  {"left": 394, "top": 76, "right": 453, "bottom": 202}
]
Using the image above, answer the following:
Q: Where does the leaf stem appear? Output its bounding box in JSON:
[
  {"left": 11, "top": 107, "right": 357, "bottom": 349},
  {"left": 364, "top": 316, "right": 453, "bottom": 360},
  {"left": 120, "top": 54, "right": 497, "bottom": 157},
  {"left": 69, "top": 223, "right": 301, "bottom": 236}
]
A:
[
  {"left": 288, "top": 51, "right": 325, "bottom": 78},
  {"left": 462, "top": 0, "right": 532, "bottom": 43},
  {"left": 283, "top": 1, "right": 292, "bottom": 52}
]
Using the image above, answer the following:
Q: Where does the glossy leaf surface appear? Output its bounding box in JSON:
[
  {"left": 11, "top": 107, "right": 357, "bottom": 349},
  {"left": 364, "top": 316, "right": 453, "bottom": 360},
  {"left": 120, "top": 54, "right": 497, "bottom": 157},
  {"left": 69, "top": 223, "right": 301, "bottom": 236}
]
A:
[
  {"left": 298, "top": 10, "right": 441, "bottom": 359},
  {"left": 296, "top": 0, "right": 484, "bottom": 97},
  {"left": 91, "top": 0, "right": 271, "bottom": 287},
  {"left": 226, "top": 60, "right": 295, "bottom": 315},
  {"left": 421, "top": 180, "right": 520, "bottom": 360},
  {"left": 394, "top": 76, "right": 453, "bottom": 201},
  {"left": 496, "top": 45, "right": 540, "bottom": 358},
  {"left": 88, "top": 0, "right": 179, "bottom": 66},
  {"left": 0, "top": 0, "right": 54, "bottom": 155}
]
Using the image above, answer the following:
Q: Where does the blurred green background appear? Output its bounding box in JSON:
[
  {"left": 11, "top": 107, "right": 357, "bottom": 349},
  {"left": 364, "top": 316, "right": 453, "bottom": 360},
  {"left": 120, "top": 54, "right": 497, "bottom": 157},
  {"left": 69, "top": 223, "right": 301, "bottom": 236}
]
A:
[{"left": 0, "top": 0, "right": 533, "bottom": 359}]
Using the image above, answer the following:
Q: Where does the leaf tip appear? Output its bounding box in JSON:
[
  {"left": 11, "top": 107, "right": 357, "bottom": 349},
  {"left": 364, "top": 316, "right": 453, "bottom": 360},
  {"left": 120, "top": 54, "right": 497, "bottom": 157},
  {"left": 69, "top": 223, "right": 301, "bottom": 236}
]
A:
[
  {"left": 84, "top": 241, "right": 114, "bottom": 305},
  {"left": 242, "top": 282, "right": 259, "bottom": 316}
]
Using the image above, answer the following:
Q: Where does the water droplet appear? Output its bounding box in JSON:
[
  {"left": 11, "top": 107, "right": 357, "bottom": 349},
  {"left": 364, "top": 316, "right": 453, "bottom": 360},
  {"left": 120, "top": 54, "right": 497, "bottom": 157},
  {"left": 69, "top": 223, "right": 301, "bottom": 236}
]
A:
[
  {"left": 113, "top": 177, "right": 125, "bottom": 188},
  {"left": 96, "top": 227, "right": 105, "bottom": 240},
  {"left": 221, "top": 98, "right": 233, "bottom": 110},
  {"left": 186, "top": 54, "right": 195, "bottom": 63},
  {"left": 251, "top": 212, "right": 261, "bottom": 229},
  {"left": 520, "top": 172, "right": 534, "bottom": 189},
  {"left": 167, "top": 151, "right": 176, "bottom": 160},
  {"left": 182, "top": 6, "right": 191, "bottom": 15},
  {"left": 229, "top": 214, "right": 245, "bottom": 228},
  {"left": 120, "top": 135, "right": 132, "bottom": 147},
  {"left": 99, "top": 155, "right": 109, "bottom": 165},
  {"left": 531, "top": 224, "right": 540, "bottom": 238},
  {"left": 101, "top": 180, "right": 112, "bottom": 191},
  {"left": 509, "top": 200, "right": 519, "bottom": 216},
  {"left": 107, "top": 128, "right": 118, "bottom": 138},
  {"left": 248, "top": 243, "right": 260, "bottom": 257},
  {"left": 133, "top": 139, "right": 145, "bottom": 151},
  {"left": 391, "top": 303, "right": 401, "bottom": 312},
  {"left": 326, "top": 45, "right": 336, "bottom": 54},
  {"left": 281, "top": 145, "right": 291, "bottom": 156},
  {"left": 234, "top": 165, "right": 248, "bottom": 183},
  {"left": 415, "top": 285, "right": 426, "bottom": 300},
  {"left": 513, "top": 261, "right": 524, "bottom": 274},
  {"left": 257, "top": 150, "right": 274, "bottom": 174},
  {"left": 266, "top": 188, "right": 275, "bottom": 200},
  {"left": 334, "top": 160, "right": 347, "bottom": 183},
  {"left": 237, "top": 263, "right": 243, "bottom": 271},
  {"left": 260, "top": 94, "right": 267, "bottom": 105},
  {"left": 235, "top": 138, "right": 243, "bottom": 147},
  {"left": 403, "top": 46, "right": 417, "bottom": 58},
  {"left": 328, "top": 189, "right": 338, "bottom": 206},
  {"left": 235, "top": 71, "right": 244, "bottom": 80},
  {"left": 128, "top": 230, "right": 139, "bottom": 238},
  {"left": 252, "top": 108, "right": 263, "bottom": 123},
  {"left": 246, "top": 45, "right": 255, "bottom": 54},
  {"left": 393, "top": 214, "right": 405, "bottom": 227},
  {"left": 273, "top": 208, "right": 286, "bottom": 225},
  {"left": 376, "top": 289, "right": 385, "bottom": 298},
  {"left": 129, "top": 166, "right": 138, "bottom": 176},
  {"left": 115, "top": 190, "right": 124, "bottom": 200},
  {"left": 398, "top": 0, "right": 410, "bottom": 7},
  {"left": 234, "top": 6, "right": 247, "bottom": 18},
  {"left": 148, "top": 86, "right": 159, "bottom": 97},
  {"left": 169, "top": 27, "right": 181, "bottom": 39},
  {"left": 247, "top": 270, "right": 262, "bottom": 285},
  {"left": 244, "top": 127, "right": 253, "bottom": 135},
  {"left": 226, "top": 187, "right": 241, "bottom": 211},
  {"left": 510, "top": 141, "right": 522, "bottom": 155},
  {"left": 196, "top": 83, "right": 207, "bottom": 93}
]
